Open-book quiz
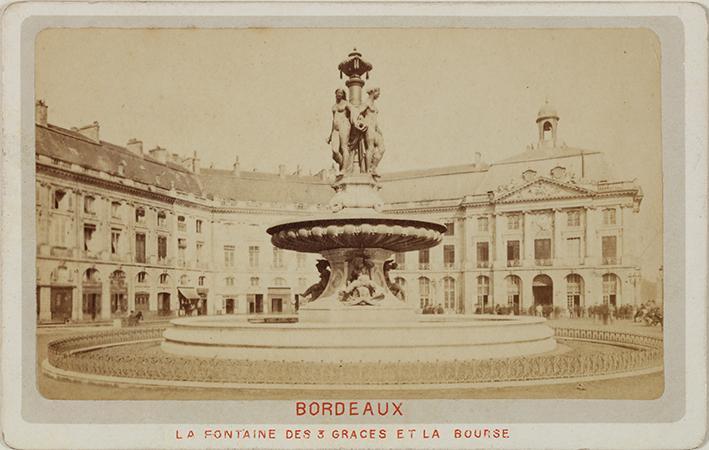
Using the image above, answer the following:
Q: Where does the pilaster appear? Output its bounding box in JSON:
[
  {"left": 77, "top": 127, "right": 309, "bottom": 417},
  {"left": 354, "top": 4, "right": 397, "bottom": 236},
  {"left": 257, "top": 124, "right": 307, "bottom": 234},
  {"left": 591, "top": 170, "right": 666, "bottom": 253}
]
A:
[{"left": 39, "top": 286, "right": 51, "bottom": 321}]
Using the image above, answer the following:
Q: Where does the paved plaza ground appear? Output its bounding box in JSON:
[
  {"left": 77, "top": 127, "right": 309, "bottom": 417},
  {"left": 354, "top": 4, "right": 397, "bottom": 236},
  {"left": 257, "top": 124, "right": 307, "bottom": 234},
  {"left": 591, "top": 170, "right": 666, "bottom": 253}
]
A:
[{"left": 36, "top": 318, "right": 664, "bottom": 400}]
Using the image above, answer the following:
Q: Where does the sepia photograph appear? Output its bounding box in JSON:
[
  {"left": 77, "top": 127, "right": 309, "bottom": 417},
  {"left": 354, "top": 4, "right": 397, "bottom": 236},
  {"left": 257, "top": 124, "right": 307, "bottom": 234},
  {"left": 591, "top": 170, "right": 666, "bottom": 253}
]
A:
[
  {"left": 3, "top": 4, "right": 707, "bottom": 448},
  {"left": 33, "top": 27, "right": 666, "bottom": 401}
]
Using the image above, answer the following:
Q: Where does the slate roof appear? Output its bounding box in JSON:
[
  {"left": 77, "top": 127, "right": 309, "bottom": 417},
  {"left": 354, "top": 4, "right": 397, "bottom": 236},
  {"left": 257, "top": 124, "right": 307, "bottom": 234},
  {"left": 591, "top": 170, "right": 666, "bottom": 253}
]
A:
[
  {"left": 36, "top": 122, "right": 622, "bottom": 206},
  {"left": 37, "top": 124, "right": 204, "bottom": 194},
  {"left": 198, "top": 168, "right": 332, "bottom": 205}
]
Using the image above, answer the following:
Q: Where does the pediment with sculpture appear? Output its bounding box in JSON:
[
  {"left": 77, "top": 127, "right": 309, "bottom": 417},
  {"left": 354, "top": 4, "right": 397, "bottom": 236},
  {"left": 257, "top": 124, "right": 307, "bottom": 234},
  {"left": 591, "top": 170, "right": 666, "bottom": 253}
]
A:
[{"left": 494, "top": 177, "right": 595, "bottom": 204}]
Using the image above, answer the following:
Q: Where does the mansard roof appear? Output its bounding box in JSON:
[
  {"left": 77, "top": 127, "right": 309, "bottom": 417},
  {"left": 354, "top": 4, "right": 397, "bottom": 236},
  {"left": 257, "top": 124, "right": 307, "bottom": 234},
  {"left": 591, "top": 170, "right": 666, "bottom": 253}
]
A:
[
  {"left": 36, "top": 121, "right": 636, "bottom": 207},
  {"left": 37, "top": 124, "right": 204, "bottom": 194}
]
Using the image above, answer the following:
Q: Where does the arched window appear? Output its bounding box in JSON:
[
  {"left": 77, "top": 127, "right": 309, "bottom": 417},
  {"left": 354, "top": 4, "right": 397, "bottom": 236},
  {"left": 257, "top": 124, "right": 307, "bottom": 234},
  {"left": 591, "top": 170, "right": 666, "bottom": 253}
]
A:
[
  {"left": 225, "top": 277, "right": 235, "bottom": 287},
  {"left": 566, "top": 274, "right": 584, "bottom": 310},
  {"left": 136, "top": 271, "right": 148, "bottom": 284},
  {"left": 83, "top": 268, "right": 101, "bottom": 284},
  {"left": 506, "top": 275, "right": 521, "bottom": 306},
  {"left": 159, "top": 273, "right": 169, "bottom": 284},
  {"left": 179, "top": 274, "right": 189, "bottom": 286},
  {"left": 443, "top": 277, "right": 455, "bottom": 310},
  {"left": 418, "top": 277, "right": 431, "bottom": 309},
  {"left": 198, "top": 276, "right": 206, "bottom": 286},
  {"left": 477, "top": 276, "right": 490, "bottom": 308},
  {"left": 250, "top": 277, "right": 260, "bottom": 287}
]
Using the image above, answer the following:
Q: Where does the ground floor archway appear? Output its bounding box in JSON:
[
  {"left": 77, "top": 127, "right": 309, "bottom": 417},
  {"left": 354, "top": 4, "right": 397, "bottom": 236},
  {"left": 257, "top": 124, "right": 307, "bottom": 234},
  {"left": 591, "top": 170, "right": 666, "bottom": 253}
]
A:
[
  {"left": 157, "top": 292, "right": 171, "bottom": 316},
  {"left": 532, "top": 274, "right": 553, "bottom": 307}
]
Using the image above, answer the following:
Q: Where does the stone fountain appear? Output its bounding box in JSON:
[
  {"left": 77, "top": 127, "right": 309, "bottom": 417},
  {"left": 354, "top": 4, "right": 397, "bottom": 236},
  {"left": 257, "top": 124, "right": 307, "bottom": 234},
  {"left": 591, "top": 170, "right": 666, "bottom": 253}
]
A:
[{"left": 161, "top": 50, "right": 556, "bottom": 363}]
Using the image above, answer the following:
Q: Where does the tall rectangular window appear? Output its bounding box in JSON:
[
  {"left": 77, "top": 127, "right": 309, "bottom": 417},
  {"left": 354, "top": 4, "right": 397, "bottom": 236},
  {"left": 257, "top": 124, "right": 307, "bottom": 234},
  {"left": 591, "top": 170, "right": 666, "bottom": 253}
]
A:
[
  {"left": 135, "top": 233, "right": 146, "bottom": 263},
  {"left": 53, "top": 189, "right": 67, "bottom": 210},
  {"left": 296, "top": 253, "right": 306, "bottom": 269},
  {"left": 135, "top": 207, "right": 146, "bottom": 223},
  {"left": 477, "top": 216, "right": 489, "bottom": 232},
  {"left": 157, "top": 211, "right": 167, "bottom": 227},
  {"left": 443, "top": 245, "right": 455, "bottom": 268},
  {"left": 567, "top": 210, "right": 581, "bottom": 227},
  {"left": 506, "top": 240, "right": 520, "bottom": 265},
  {"left": 272, "top": 247, "right": 284, "bottom": 268},
  {"left": 249, "top": 246, "right": 260, "bottom": 268},
  {"left": 84, "top": 224, "right": 96, "bottom": 252},
  {"left": 603, "top": 208, "right": 617, "bottom": 225},
  {"left": 83, "top": 196, "right": 95, "bottom": 214},
  {"left": 111, "top": 229, "right": 121, "bottom": 255},
  {"left": 476, "top": 242, "right": 489, "bottom": 267},
  {"left": 111, "top": 201, "right": 122, "bottom": 219},
  {"left": 178, "top": 239, "right": 187, "bottom": 265},
  {"left": 177, "top": 216, "right": 186, "bottom": 232},
  {"left": 196, "top": 242, "right": 204, "bottom": 264},
  {"left": 534, "top": 238, "right": 552, "bottom": 264},
  {"left": 157, "top": 236, "right": 168, "bottom": 261},
  {"left": 418, "top": 249, "right": 430, "bottom": 270},
  {"left": 444, "top": 222, "right": 455, "bottom": 236},
  {"left": 566, "top": 237, "right": 581, "bottom": 258},
  {"left": 195, "top": 219, "right": 203, "bottom": 233},
  {"left": 507, "top": 214, "right": 521, "bottom": 230},
  {"left": 602, "top": 236, "right": 617, "bottom": 264},
  {"left": 224, "top": 245, "right": 235, "bottom": 268}
]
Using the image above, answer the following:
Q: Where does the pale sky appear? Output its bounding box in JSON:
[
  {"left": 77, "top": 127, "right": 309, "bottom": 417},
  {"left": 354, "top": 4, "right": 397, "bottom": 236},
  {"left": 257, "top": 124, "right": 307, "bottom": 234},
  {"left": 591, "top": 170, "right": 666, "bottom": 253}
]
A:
[{"left": 36, "top": 28, "right": 662, "bottom": 278}]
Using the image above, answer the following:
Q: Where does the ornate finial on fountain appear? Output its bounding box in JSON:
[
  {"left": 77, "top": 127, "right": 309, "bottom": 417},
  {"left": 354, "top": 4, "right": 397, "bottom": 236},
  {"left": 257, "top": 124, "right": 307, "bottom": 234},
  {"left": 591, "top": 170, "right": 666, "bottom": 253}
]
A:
[{"left": 338, "top": 48, "right": 373, "bottom": 104}]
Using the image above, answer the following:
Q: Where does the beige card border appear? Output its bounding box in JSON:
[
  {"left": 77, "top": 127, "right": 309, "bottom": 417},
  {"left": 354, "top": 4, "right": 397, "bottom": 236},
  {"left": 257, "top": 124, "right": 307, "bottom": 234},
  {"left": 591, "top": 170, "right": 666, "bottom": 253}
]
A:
[{"left": 2, "top": 2, "right": 706, "bottom": 449}]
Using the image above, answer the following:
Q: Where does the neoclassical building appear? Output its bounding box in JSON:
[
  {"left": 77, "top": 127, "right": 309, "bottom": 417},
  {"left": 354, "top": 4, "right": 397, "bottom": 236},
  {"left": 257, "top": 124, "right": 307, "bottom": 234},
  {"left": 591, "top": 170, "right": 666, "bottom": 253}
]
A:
[{"left": 34, "top": 100, "right": 643, "bottom": 322}]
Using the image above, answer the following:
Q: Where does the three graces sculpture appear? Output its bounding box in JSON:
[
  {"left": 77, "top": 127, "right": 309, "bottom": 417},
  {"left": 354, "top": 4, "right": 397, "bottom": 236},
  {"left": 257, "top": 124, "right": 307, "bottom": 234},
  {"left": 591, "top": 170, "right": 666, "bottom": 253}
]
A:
[{"left": 327, "top": 49, "right": 386, "bottom": 176}]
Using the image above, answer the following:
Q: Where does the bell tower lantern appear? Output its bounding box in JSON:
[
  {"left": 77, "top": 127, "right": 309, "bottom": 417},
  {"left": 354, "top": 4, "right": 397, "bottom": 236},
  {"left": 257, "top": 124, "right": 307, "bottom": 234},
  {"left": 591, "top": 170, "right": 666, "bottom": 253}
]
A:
[{"left": 536, "top": 100, "right": 559, "bottom": 148}]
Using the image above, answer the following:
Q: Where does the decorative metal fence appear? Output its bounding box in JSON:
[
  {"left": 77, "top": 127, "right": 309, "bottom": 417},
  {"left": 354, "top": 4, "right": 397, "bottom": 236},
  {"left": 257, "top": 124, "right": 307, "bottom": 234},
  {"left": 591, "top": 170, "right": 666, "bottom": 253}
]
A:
[{"left": 46, "top": 327, "right": 663, "bottom": 386}]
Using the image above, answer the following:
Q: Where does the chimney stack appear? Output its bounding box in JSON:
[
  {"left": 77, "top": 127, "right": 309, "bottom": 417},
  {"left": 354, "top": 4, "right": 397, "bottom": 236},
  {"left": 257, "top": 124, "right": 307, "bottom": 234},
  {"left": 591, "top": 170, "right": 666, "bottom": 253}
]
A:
[
  {"left": 76, "top": 121, "right": 100, "bottom": 142},
  {"left": 126, "top": 138, "right": 143, "bottom": 156},
  {"left": 35, "top": 100, "right": 48, "bottom": 126},
  {"left": 190, "top": 151, "right": 200, "bottom": 174},
  {"left": 278, "top": 164, "right": 286, "bottom": 178},
  {"left": 148, "top": 146, "right": 167, "bottom": 164},
  {"left": 232, "top": 156, "right": 240, "bottom": 176}
]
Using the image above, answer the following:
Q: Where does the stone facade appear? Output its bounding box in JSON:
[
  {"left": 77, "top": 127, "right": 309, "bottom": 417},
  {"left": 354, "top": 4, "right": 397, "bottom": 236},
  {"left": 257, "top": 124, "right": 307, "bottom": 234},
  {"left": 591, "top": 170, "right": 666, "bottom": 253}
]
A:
[{"left": 35, "top": 101, "right": 643, "bottom": 322}]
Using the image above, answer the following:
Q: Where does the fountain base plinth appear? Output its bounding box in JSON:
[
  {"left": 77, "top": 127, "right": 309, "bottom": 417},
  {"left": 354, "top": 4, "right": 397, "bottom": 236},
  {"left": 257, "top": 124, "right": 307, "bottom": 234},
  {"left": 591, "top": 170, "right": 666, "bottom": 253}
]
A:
[
  {"left": 161, "top": 315, "right": 557, "bottom": 362},
  {"left": 297, "top": 295, "right": 416, "bottom": 323}
]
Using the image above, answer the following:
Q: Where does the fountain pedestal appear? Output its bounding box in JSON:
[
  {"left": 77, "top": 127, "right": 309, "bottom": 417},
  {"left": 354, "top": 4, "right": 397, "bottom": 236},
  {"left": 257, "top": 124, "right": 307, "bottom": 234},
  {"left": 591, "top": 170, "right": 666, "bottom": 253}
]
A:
[{"left": 298, "top": 248, "right": 416, "bottom": 323}]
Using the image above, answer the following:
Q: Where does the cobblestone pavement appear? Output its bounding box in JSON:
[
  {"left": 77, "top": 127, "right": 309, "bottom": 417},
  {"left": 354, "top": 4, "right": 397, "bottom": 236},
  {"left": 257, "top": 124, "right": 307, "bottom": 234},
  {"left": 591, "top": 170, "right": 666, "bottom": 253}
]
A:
[{"left": 36, "top": 319, "right": 664, "bottom": 400}]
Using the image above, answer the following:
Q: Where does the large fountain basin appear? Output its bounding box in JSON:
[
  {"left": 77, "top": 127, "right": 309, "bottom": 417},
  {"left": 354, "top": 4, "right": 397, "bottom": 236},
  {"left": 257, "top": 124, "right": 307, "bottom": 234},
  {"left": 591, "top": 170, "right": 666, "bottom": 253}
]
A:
[
  {"left": 267, "top": 215, "right": 446, "bottom": 253},
  {"left": 161, "top": 315, "right": 557, "bottom": 362}
]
